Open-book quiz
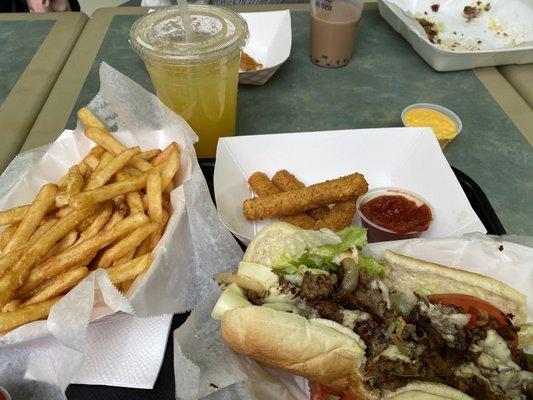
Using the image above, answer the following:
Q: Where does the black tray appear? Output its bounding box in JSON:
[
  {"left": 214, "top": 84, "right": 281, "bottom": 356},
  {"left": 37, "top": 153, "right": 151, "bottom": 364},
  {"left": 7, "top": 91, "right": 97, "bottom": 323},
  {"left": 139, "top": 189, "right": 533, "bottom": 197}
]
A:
[{"left": 66, "top": 163, "right": 505, "bottom": 400}]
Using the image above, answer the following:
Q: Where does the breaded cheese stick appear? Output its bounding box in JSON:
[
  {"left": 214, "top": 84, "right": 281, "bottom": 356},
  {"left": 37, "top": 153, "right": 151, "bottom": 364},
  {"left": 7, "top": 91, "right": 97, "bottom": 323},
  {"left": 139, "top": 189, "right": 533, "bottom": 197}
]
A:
[
  {"left": 316, "top": 199, "right": 357, "bottom": 232},
  {"left": 248, "top": 172, "right": 316, "bottom": 230},
  {"left": 272, "top": 170, "right": 330, "bottom": 221},
  {"left": 243, "top": 173, "right": 368, "bottom": 221}
]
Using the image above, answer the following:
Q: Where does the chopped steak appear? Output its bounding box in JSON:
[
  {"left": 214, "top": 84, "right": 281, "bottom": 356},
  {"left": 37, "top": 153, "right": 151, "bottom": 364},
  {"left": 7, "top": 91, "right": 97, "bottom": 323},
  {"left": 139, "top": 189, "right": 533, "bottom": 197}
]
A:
[
  {"left": 431, "top": 3, "right": 440, "bottom": 12},
  {"left": 417, "top": 18, "right": 439, "bottom": 43},
  {"left": 298, "top": 272, "right": 336, "bottom": 303},
  {"left": 313, "top": 299, "right": 343, "bottom": 323},
  {"left": 464, "top": 5, "right": 481, "bottom": 22}
]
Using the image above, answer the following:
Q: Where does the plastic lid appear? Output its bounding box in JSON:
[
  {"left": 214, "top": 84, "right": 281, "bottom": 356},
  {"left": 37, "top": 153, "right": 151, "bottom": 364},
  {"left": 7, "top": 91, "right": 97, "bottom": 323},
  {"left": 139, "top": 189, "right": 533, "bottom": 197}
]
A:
[{"left": 130, "top": 5, "right": 248, "bottom": 64}]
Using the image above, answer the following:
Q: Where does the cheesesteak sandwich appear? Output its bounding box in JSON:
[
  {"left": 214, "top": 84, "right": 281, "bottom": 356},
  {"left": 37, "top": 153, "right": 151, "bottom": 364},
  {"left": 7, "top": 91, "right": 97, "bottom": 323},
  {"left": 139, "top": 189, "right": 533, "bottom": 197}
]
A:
[{"left": 212, "top": 222, "right": 533, "bottom": 400}]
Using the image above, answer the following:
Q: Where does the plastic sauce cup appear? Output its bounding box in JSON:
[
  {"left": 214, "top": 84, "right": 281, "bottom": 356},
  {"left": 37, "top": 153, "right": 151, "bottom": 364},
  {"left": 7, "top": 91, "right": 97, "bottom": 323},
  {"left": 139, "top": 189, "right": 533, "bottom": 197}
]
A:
[
  {"left": 130, "top": 6, "right": 248, "bottom": 158},
  {"left": 0, "top": 386, "right": 11, "bottom": 400},
  {"left": 356, "top": 187, "right": 434, "bottom": 243},
  {"left": 401, "top": 103, "right": 462, "bottom": 149}
]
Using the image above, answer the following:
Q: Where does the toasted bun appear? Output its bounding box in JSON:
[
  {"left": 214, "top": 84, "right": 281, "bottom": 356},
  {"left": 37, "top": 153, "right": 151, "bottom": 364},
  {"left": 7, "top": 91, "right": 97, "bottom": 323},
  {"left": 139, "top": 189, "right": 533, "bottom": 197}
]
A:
[
  {"left": 243, "top": 222, "right": 300, "bottom": 266},
  {"left": 385, "top": 382, "right": 474, "bottom": 399},
  {"left": 384, "top": 250, "right": 527, "bottom": 324},
  {"left": 221, "top": 306, "right": 377, "bottom": 399},
  {"left": 221, "top": 307, "right": 476, "bottom": 399}
]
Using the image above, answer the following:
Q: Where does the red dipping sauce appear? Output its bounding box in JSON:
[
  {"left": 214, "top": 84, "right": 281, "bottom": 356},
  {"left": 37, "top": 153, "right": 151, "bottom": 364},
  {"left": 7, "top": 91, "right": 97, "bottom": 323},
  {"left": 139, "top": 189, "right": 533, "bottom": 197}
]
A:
[
  {"left": 356, "top": 188, "right": 433, "bottom": 243},
  {"left": 360, "top": 195, "right": 432, "bottom": 234}
]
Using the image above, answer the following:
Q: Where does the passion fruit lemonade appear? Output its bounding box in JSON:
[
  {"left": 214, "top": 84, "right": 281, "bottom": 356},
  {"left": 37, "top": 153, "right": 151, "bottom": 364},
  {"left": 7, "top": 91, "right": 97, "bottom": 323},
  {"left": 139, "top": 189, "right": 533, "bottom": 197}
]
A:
[{"left": 130, "top": 6, "right": 248, "bottom": 158}]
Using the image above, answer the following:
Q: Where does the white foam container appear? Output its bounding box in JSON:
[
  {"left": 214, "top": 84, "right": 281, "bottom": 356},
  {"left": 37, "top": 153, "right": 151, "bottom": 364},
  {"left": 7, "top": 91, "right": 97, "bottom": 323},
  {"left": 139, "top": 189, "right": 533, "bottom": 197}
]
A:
[
  {"left": 378, "top": 0, "right": 533, "bottom": 71},
  {"left": 214, "top": 127, "right": 486, "bottom": 245},
  {"left": 239, "top": 10, "right": 292, "bottom": 85}
]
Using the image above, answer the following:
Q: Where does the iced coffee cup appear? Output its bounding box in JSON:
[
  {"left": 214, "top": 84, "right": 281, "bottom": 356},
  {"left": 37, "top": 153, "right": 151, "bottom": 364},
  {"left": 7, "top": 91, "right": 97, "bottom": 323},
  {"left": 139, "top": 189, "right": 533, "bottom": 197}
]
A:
[
  {"left": 310, "top": 0, "right": 364, "bottom": 68},
  {"left": 130, "top": 6, "right": 248, "bottom": 158}
]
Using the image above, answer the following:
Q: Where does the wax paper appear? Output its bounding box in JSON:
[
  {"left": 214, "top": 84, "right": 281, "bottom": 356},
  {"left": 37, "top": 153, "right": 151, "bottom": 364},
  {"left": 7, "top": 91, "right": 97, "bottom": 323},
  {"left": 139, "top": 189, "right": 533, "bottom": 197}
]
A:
[
  {"left": 0, "top": 62, "right": 243, "bottom": 396},
  {"left": 173, "top": 234, "right": 533, "bottom": 399},
  {"left": 386, "top": 0, "right": 533, "bottom": 51}
]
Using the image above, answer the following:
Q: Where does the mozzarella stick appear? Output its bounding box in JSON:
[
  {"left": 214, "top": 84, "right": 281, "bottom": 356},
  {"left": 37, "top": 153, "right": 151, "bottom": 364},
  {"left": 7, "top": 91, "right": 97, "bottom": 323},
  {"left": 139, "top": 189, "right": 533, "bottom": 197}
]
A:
[
  {"left": 271, "top": 170, "right": 330, "bottom": 221},
  {"left": 248, "top": 173, "right": 316, "bottom": 230},
  {"left": 243, "top": 173, "right": 368, "bottom": 221},
  {"left": 316, "top": 199, "right": 357, "bottom": 232}
]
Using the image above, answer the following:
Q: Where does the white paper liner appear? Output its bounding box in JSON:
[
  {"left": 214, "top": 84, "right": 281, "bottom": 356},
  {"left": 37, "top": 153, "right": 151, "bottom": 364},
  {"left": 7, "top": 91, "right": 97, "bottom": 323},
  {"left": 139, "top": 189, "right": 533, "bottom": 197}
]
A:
[
  {"left": 173, "top": 234, "right": 533, "bottom": 400},
  {"left": 0, "top": 62, "right": 243, "bottom": 396}
]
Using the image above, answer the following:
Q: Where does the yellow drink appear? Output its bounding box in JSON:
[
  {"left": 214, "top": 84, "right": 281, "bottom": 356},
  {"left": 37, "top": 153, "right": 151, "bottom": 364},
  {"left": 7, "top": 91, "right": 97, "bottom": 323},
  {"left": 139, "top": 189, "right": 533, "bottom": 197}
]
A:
[
  {"left": 145, "top": 53, "right": 240, "bottom": 158},
  {"left": 130, "top": 6, "right": 248, "bottom": 158}
]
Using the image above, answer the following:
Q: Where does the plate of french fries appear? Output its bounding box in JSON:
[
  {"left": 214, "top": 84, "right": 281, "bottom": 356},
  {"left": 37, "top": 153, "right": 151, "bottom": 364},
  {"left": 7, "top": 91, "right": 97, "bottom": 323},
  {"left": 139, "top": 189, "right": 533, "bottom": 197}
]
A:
[{"left": 0, "top": 108, "right": 186, "bottom": 335}]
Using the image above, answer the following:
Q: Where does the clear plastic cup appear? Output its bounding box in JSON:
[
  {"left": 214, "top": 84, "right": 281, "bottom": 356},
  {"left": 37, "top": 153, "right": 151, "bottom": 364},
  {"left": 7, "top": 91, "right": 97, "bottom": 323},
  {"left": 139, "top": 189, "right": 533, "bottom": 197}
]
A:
[
  {"left": 310, "top": 0, "right": 364, "bottom": 68},
  {"left": 356, "top": 187, "right": 434, "bottom": 243},
  {"left": 130, "top": 6, "right": 248, "bottom": 158}
]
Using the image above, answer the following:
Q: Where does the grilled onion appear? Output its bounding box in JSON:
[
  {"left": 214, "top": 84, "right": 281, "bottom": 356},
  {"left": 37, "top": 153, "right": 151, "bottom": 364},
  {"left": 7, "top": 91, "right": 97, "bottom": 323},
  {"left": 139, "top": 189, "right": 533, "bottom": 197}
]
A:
[{"left": 341, "top": 257, "right": 359, "bottom": 292}]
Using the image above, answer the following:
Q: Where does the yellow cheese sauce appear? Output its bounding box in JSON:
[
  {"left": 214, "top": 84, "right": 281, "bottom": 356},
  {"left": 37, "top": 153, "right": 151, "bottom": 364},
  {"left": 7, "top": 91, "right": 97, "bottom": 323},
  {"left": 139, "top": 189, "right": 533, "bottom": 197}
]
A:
[{"left": 404, "top": 108, "right": 457, "bottom": 138}]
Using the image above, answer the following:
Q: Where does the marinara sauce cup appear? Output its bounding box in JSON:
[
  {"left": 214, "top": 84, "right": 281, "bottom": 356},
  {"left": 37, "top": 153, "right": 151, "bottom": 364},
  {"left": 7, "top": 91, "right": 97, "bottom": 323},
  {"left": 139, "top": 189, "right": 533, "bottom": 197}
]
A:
[{"left": 356, "top": 187, "right": 434, "bottom": 243}]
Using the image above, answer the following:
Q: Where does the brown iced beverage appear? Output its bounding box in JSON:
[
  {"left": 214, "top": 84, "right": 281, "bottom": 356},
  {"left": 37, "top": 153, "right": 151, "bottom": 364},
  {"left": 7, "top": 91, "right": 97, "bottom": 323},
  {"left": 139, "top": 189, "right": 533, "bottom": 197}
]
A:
[{"left": 310, "top": 0, "right": 363, "bottom": 68}]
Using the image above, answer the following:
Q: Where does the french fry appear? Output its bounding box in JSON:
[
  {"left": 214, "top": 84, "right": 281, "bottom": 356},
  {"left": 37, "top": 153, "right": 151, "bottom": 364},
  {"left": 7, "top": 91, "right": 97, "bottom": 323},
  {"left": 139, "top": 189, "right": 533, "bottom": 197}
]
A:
[
  {"left": 102, "top": 203, "right": 128, "bottom": 232},
  {"left": 2, "top": 299, "right": 22, "bottom": 313},
  {"left": 112, "top": 248, "right": 135, "bottom": 267},
  {"left": 86, "top": 147, "right": 141, "bottom": 190},
  {"left": 0, "top": 297, "right": 61, "bottom": 333},
  {"left": 138, "top": 149, "right": 161, "bottom": 161},
  {"left": 77, "top": 108, "right": 107, "bottom": 131},
  {"left": 0, "top": 205, "right": 98, "bottom": 308},
  {"left": 55, "top": 166, "right": 84, "bottom": 207},
  {"left": 243, "top": 173, "right": 368, "bottom": 221},
  {"left": 43, "top": 230, "right": 78, "bottom": 260},
  {"left": 89, "top": 151, "right": 114, "bottom": 180},
  {"left": 0, "top": 218, "right": 57, "bottom": 278},
  {"left": 84, "top": 127, "right": 152, "bottom": 172},
  {"left": 152, "top": 142, "right": 181, "bottom": 167},
  {"left": 3, "top": 184, "right": 59, "bottom": 254},
  {"left": 83, "top": 154, "right": 100, "bottom": 171},
  {"left": 22, "top": 266, "right": 89, "bottom": 306},
  {"left": 55, "top": 206, "right": 72, "bottom": 219},
  {"left": 0, "top": 224, "right": 18, "bottom": 251},
  {"left": 17, "top": 213, "right": 149, "bottom": 296},
  {"left": 272, "top": 170, "right": 331, "bottom": 221},
  {"left": 134, "top": 236, "right": 151, "bottom": 258},
  {"left": 77, "top": 201, "right": 114, "bottom": 243},
  {"left": 77, "top": 162, "right": 89, "bottom": 178},
  {"left": 106, "top": 254, "right": 152, "bottom": 285},
  {"left": 97, "top": 222, "right": 159, "bottom": 268},
  {"left": 0, "top": 205, "right": 30, "bottom": 226},
  {"left": 70, "top": 174, "right": 147, "bottom": 209},
  {"left": 147, "top": 169, "right": 163, "bottom": 224},
  {"left": 156, "top": 147, "right": 180, "bottom": 191}
]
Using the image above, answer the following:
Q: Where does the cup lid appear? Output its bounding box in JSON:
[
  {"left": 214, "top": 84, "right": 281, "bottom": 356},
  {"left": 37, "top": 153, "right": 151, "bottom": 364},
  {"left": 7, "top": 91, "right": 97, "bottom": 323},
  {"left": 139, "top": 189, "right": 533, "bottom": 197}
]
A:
[{"left": 130, "top": 6, "right": 248, "bottom": 63}]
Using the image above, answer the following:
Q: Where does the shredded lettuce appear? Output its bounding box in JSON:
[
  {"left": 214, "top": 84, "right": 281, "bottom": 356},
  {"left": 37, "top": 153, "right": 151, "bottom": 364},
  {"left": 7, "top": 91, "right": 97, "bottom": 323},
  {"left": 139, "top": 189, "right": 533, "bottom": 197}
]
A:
[
  {"left": 314, "top": 227, "right": 367, "bottom": 259},
  {"left": 358, "top": 254, "right": 386, "bottom": 278},
  {"left": 273, "top": 227, "right": 385, "bottom": 277}
]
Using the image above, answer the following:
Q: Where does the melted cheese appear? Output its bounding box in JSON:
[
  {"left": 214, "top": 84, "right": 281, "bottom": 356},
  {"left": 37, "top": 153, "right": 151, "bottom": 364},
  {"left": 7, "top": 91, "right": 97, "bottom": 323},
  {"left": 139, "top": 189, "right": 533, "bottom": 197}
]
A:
[
  {"left": 379, "top": 345, "right": 411, "bottom": 363},
  {"left": 404, "top": 107, "right": 458, "bottom": 139}
]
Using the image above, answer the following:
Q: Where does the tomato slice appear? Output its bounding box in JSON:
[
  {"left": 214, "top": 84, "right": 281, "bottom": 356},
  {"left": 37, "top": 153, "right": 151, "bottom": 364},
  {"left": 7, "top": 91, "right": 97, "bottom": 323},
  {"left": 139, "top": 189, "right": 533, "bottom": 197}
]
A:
[
  {"left": 427, "top": 293, "right": 518, "bottom": 348},
  {"left": 309, "top": 382, "right": 355, "bottom": 400}
]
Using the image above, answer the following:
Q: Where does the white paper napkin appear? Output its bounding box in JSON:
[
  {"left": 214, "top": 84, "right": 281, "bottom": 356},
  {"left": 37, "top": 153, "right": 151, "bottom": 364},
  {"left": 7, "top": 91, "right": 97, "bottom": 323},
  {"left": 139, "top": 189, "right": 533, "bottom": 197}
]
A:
[{"left": 71, "top": 313, "right": 173, "bottom": 388}]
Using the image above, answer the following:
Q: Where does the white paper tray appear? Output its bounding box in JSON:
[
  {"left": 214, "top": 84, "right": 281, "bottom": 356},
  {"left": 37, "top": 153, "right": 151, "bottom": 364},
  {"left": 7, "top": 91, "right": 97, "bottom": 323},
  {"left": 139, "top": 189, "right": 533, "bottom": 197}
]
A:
[
  {"left": 239, "top": 10, "right": 292, "bottom": 85},
  {"left": 214, "top": 127, "right": 486, "bottom": 244},
  {"left": 378, "top": 0, "right": 533, "bottom": 71}
]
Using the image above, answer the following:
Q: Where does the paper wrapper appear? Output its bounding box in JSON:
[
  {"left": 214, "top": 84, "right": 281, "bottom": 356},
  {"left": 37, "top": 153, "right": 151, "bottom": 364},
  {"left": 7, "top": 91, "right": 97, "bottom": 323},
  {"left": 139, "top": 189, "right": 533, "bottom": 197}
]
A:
[
  {"left": 386, "top": 0, "right": 533, "bottom": 51},
  {"left": 173, "top": 234, "right": 533, "bottom": 400},
  {"left": 0, "top": 62, "right": 243, "bottom": 395}
]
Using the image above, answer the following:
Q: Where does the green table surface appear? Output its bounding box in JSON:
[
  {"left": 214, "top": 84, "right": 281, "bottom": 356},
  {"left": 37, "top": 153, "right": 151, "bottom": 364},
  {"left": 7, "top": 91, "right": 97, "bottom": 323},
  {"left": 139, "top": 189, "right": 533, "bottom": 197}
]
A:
[
  {"left": 0, "top": 12, "right": 87, "bottom": 173},
  {"left": 23, "top": 7, "right": 532, "bottom": 235},
  {"left": 0, "top": 20, "right": 54, "bottom": 104}
]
